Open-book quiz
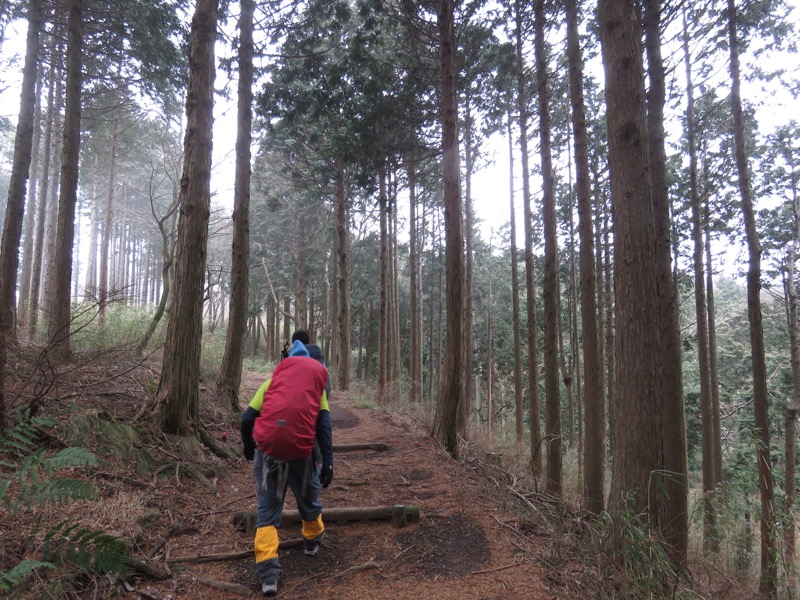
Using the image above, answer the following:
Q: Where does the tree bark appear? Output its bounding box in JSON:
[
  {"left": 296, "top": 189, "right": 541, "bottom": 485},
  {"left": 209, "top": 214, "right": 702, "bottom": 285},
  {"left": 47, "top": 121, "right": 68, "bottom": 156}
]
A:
[
  {"left": 507, "top": 117, "right": 524, "bottom": 446},
  {"left": 566, "top": 0, "right": 604, "bottom": 515},
  {"left": 0, "top": 0, "right": 43, "bottom": 428},
  {"left": 514, "top": 0, "right": 541, "bottom": 476},
  {"left": 783, "top": 130, "right": 800, "bottom": 563},
  {"left": 155, "top": 0, "right": 218, "bottom": 434},
  {"left": 463, "top": 99, "right": 475, "bottom": 423},
  {"left": 28, "top": 36, "right": 61, "bottom": 341},
  {"left": 46, "top": 0, "right": 82, "bottom": 362},
  {"left": 217, "top": 0, "right": 254, "bottom": 410},
  {"left": 335, "top": 163, "right": 351, "bottom": 390},
  {"left": 533, "top": 0, "right": 561, "bottom": 495},
  {"left": 727, "top": 0, "right": 777, "bottom": 593},
  {"left": 378, "top": 167, "right": 388, "bottom": 402},
  {"left": 432, "top": 0, "right": 466, "bottom": 457},
  {"left": 600, "top": 0, "right": 662, "bottom": 536},
  {"left": 643, "top": 0, "right": 688, "bottom": 565},
  {"left": 17, "top": 61, "right": 43, "bottom": 335},
  {"left": 682, "top": 9, "right": 716, "bottom": 556},
  {"left": 408, "top": 159, "right": 422, "bottom": 404},
  {"left": 98, "top": 58, "right": 122, "bottom": 327}
]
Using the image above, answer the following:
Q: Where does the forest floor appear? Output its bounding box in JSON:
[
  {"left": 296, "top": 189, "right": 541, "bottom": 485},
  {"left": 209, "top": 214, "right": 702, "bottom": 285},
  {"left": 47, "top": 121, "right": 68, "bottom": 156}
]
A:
[{"left": 1, "top": 351, "right": 761, "bottom": 599}]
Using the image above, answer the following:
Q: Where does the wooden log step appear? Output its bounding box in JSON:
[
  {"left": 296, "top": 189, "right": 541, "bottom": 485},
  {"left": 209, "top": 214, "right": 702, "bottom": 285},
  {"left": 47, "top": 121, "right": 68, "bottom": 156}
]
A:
[
  {"left": 233, "top": 505, "right": 420, "bottom": 534},
  {"left": 333, "top": 442, "right": 390, "bottom": 453}
]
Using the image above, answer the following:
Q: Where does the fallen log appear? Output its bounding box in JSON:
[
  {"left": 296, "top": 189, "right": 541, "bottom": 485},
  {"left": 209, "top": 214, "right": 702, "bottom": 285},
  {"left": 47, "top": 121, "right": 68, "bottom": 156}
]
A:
[
  {"left": 233, "top": 505, "right": 420, "bottom": 534},
  {"left": 169, "top": 540, "right": 303, "bottom": 564},
  {"left": 125, "top": 557, "right": 170, "bottom": 580},
  {"left": 333, "top": 442, "right": 389, "bottom": 453},
  {"left": 197, "top": 578, "right": 250, "bottom": 597}
]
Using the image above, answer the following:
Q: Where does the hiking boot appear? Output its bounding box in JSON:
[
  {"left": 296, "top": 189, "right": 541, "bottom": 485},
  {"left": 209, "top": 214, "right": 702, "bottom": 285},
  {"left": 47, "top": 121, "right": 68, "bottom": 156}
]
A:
[
  {"left": 261, "top": 580, "right": 278, "bottom": 596},
  {"left": 304, "top": 532, "right": 325, "bottom": 556}
]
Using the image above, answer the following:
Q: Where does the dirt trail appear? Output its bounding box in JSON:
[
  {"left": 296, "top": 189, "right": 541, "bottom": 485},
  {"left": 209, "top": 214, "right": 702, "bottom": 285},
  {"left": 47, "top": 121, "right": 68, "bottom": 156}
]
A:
[{"left": 141, "top": 372, "right": 570, "bottom": 599}]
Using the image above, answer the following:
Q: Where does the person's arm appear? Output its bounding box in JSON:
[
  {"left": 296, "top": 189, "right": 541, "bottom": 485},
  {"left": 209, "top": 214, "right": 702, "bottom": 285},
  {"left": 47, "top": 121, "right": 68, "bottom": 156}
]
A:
[
  {"left": 240, "top": 379, "right": 270, "bottom": 460},
  {"left": 315, "top": 406, "right": 333, "bottom": 466},
  {"left": 240, "top": 407, "right": 259, "bottom": 460},
  {"left": 316, "top": 387, "right": 334, "bottom": 488}
]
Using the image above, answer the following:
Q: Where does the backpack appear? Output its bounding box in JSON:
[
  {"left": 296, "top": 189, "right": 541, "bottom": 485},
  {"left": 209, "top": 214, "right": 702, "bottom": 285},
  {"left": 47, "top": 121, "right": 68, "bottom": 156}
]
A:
[{"left": 252, "top": 357, "right": 329, "bottom": 461}]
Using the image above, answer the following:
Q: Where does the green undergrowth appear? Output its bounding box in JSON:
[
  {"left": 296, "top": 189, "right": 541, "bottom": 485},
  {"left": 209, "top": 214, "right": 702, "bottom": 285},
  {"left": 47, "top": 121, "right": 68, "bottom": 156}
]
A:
[{"left": 0, "top": 412, "right": 130, "bottom": 596}]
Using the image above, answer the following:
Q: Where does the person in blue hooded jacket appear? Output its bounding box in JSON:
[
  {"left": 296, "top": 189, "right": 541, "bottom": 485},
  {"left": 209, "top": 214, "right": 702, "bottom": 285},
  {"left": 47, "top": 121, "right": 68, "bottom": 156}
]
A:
[{"left": 240, "top": 339, "right": 333, "bottom": 596}]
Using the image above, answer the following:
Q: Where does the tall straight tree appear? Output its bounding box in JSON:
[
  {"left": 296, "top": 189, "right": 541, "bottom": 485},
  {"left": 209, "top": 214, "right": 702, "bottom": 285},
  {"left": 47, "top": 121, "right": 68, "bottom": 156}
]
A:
[
  {"left": 599, "top": 0, "right": 663, "bottom": 540},
  {"left": 565, "top": 0, "right": 604, "bottom": 515},
  {"left": 217, "top": 0, "right": 254, "bottom": 411},
  {"left": 155, "top": 0, "right": 219, "bottom": 434},
  {"left": 642, "top": 0, "right": 688, "bottom": 565},
  {"left": 27, "top": 34, "right": 62, "bottom": 341},
  {"left": 408, "top": 159, "right": 423, "bottom": 405},
  {"left": 47, "top": 0, "right": 83, "bottom": 362},
  {"left": 98, "top": 57, "right": 123, "bottom": 328},
  {"left": 507, "top": 116, "right": 524, "bottom": 445},
  {"left": 533, "top": 0, "right": 561, "bottom": 494},
  {"left": 0, "top": 0, "right": 43, "bottom": 428},
  {"left": 727, "top": 0, "right": 777, "bottom": 593},
  {"left": 513, "top": 0, "right": 541, "bottom": 475},
  {"left": 16, "top": 62, "right": 43, "bottom": 336},
  {"left": 778, "top": 125, "right": 800, "bottom": 562},
  {"left": 682, "top": 8, "right": 717, "bottom": 555},
  {"left": 334, "top": 161, "right": 351, "bottom": 390},
  {"left": 432, "top": 0, "right": 466, "bottom": 457}
]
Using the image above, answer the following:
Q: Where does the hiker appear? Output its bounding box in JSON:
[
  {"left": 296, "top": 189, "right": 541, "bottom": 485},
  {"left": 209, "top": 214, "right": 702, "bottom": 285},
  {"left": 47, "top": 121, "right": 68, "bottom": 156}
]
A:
[
  {"left": 291, "top": 330, "right": 332, "bottom": 397},
  {"left": 240, "top": 339, "right": 334, "bottom": 596},
  {"left": 279, "top": 340, "right": 290, "bottom": 361}
]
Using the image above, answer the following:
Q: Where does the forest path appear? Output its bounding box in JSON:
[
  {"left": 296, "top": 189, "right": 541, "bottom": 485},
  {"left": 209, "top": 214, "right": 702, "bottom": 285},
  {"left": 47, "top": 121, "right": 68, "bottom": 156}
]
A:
[{"left": 159, "top": 371, "right": 564, "bottom": 599}]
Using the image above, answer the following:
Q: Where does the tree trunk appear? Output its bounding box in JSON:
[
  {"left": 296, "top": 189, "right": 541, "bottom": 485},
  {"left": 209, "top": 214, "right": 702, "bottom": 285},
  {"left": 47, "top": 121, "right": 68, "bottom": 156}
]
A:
[
  {"left": 600, "top": 0, "right": 663, "bottom": 537},
  {"left": 514, "top": 0, "right": 541, "bottom": 476},
  {"left": 783, "top": 130, "right": 800, "bottom": 563},
  {"left": 681, "top": 9, "right": 716, "bottom": 556},
  {"left": 40, "top": 74, "right": 64, "bottom": 336},
  {"left": 0, "top": 0, "right": 43, "bottom": 428},
  {"left": 566, "top": 0, "right": 604, "bottom": 515},
  {"left": 506, "top": 116, "right": 524, "bottom": 447},
  {"left": 378, "top": 167, "right": 388, "bottom": 402},
  {"left": 17, "top": 62, "right": 43, "bottom": 335},
  {"left": 409, "top": 159, "right": 422, "bottom": 404},
  {"left": 463, "top": 99, "right": 475, "bottom": 423},
  {"left": 365, "top": 299, "right": 374, "bottom": 385},
  {"left": 98, "top": 58, "right": 122, "bottom": 327},
  {"left": 335, "top": 163, "right": 351, "bottom": 390},
  {"left": 431, "top": 0, "right": 466, "bottom": 458},
  {"left": 137, "top": 188, "right": 177, "bottom": 355},
  {"left": 389, "top": 180, "right": 401, "bottom": 400},
  {"left": 217, "top": 0, "right": 254, "bottom": 411},
  {"left": 84, "top": 193, "right": 98, "bottom": 300},
  {"left": 155, "top": 0, "right": 218, "bottom": 434},
  {"left": 28, "top": 41, "right": 60, "bottom": 341},
  {"left": 47, "top": 0, "right": 83, "bottom": 363},
  {"left": 643, "top": 0, "right": 688, "bottom": 566},
  {"left": 727, "top": 0, "right": 777, "bottom": 593},
  {"left": 533, "top": 0, "right": 562, "bottom": 495},
  {"left": 487, "top": 249, "right": 494, "bottom": 433},
  {"left": 295, "top": 213, "right": 308, "bottom": 330}
]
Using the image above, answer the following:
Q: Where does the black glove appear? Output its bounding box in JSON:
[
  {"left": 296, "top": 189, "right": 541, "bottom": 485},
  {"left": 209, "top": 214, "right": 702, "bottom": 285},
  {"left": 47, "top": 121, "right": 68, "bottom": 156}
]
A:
[
  {"left": 243, "top": 445, "right": 254, "bottom": 461},
  {"left": 320, "top": 463, "right": 333, "bottom": 489}
]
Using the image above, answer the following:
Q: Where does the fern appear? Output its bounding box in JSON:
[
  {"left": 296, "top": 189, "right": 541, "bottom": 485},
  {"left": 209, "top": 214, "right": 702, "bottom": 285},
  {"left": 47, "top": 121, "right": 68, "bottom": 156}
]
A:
[
  {"left": 0, "top": 412, "right": 126, "bottom": 595},
  {"left": 0, "top": 419, "right": 99, "bottom": 513},
  {"left": 33, "top": 479, "right": 97, "bottom": 507},
  {"left": 45, "top": 447, "right": 98, "bottom": 474},
  {"left": 0, "top": 411, "right": 56, "bottom": 458},
  {"left": 0, "top": 560, "right": 54, "bottom": 592},
  {"left": 45, "top": 522, "right": 129, "bottom": 575}
]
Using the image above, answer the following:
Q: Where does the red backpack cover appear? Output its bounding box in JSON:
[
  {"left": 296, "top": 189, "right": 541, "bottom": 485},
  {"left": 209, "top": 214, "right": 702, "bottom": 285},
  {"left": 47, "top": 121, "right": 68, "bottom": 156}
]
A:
[{"left": 252, "top": 357, "right": 329, "bottom": 461}]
